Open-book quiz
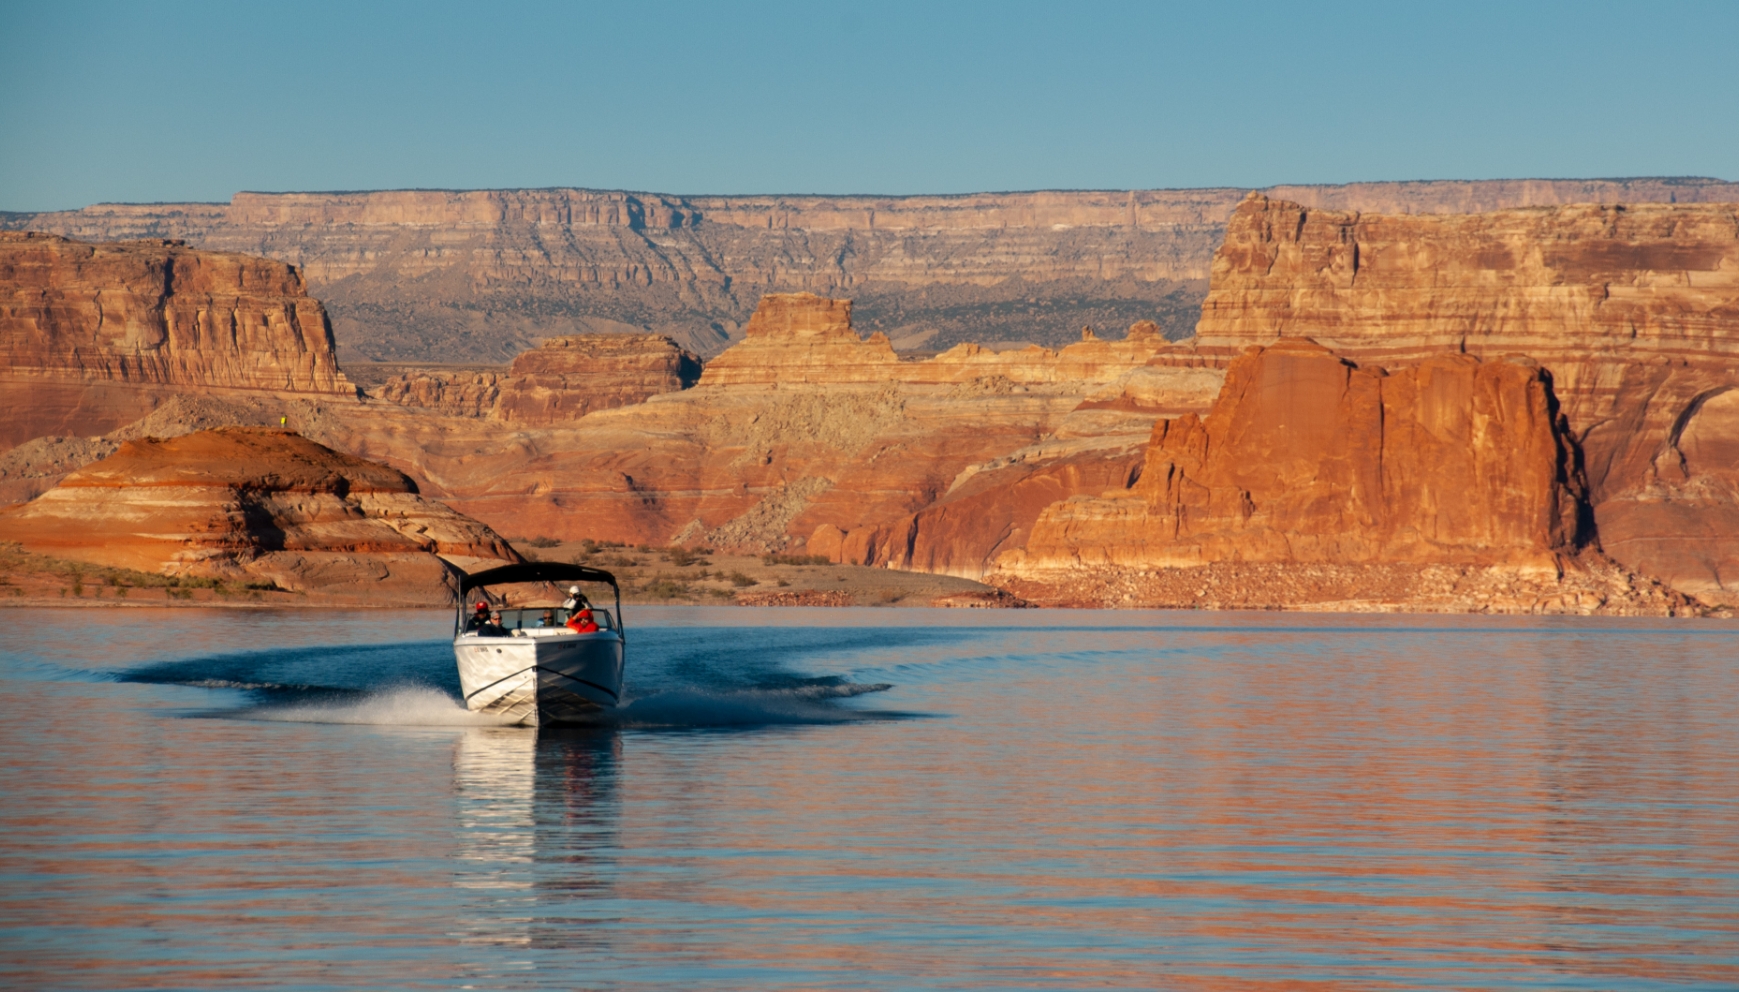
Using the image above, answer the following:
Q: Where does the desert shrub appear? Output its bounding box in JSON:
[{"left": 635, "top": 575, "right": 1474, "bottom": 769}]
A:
[
  {"left": 763, "top": 553, "right": 832, "bottom": 567},
  {"left": 523, "top": 536, "right": 561, "bottom": 549},
  {"left": 727, "top": 571, "right": 758, "bottom": 587},
  {"left": 638, "top": 577, "right": 693, "bottom": 600},
  {"left": 664, "top": 546, "right": 713, "bottom": 567}
]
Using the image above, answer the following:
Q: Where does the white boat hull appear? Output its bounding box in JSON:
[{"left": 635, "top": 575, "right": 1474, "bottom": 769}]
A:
[{"left": 455, "top": 631, "right": 624, "bottom": 726}]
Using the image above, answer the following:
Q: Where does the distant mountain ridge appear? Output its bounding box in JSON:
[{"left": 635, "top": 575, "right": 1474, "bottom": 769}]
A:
[{"left": 6, "top": 177, "right": 1735, "bottom": 363}]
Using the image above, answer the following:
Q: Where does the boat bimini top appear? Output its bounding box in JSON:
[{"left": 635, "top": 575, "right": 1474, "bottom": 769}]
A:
[{"left": 454, "top": 562, "right": 623, "bottom": 640}]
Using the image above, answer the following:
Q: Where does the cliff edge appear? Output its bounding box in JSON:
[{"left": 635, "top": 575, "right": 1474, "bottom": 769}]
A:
[{"left": 1, "top": 231, "right": 354, "bottom": 447}]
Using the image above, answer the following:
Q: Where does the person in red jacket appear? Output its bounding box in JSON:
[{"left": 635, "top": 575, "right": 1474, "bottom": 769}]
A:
[{"left": 566, "top": 595, "right": 600, "bottom": 633}]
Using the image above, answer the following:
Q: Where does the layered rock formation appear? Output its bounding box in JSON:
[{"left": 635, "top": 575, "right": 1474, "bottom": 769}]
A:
[
  {"left": 1192, "top": 195, "right": 1739, "bottom": 604},
  {"left": 10, "top": 178, "right": 1733, "bottom": 362},
  {"left": 374, "top": 333, "right": 701, "bottom": 424},
  {"left": 8, "top": 185, "right": 1738, "bottom": 613},
  {"left": 283, "top": 294, "right": 1203, "bottom": 574},
  {"left": 701, "top": 295, "right": 1193, "bottom": 389},
  {"left": 994, "top": 341, "right": 1698, "bottom": 614},
  {"left": 0, "top": 231, "right": 353, "bottom": 447},
  {"left": 0, "top": 427, "right": 517, "bottom": 603},
  {"left": 1008, "top": 340, "right": 1584, "bottom": 566}
]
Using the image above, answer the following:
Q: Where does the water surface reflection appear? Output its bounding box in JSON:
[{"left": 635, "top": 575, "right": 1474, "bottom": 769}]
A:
[{"left": 0, "top": 608, "right": 1734, "bottom": 989}]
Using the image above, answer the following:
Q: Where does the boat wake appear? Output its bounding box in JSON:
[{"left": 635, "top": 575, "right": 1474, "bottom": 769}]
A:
[
  {"left": 242, "top": 686, "right": 519, "bottom": 726},
  {"left": 609, "top": 680, "right": 897, "bottom": 727},
  {"left": 116, "top": 629, "right": 914, "bottom": 729}
]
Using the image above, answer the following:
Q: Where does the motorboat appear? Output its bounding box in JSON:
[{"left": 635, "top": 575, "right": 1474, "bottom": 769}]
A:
[{"left": 454, "top": 562, "right": 625, "bottom": 726}]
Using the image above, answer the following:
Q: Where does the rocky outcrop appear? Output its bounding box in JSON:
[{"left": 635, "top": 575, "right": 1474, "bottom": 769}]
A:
[
  {"left": 1192, "top": 195, "right": 1739, "bottom": 604},
  {"left": 0, "top": 427, "right": 517, "bottom": 603},
  {"left": 373, "top": 333, "right": 701, "bottom": 424},
  {"left": 494, "top": 334, "right": 701, "bottom": 423},
  {"left": 0, "top": 231, "right": 353, "bottom": 447},
  {"left": 994, "top": 340, "right": 1698, "bottom": 614},
  {"left": 1010, "top": 339, "right": 1585, "bottom": 566},
  {"left": 10, "top": 179, "right": 1733, "bottom": 362},
  {"left": 698, "top": 295, "right": 897, "bottom": 386},
  {"left": 373, "top": 369, "right": 502, "bottom": 418}
]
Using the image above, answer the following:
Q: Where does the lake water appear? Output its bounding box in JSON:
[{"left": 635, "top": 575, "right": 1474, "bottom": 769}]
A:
[{"left": 1, "top": 607, "right": 1736, "bottom": 990}]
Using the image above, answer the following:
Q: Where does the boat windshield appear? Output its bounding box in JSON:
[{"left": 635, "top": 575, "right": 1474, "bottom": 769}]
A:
[{"left": 467, "top": 607, "right": 616, "bottom": 633}]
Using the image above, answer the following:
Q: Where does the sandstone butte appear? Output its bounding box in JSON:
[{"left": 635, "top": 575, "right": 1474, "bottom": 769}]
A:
[
  {"left": 994, "top": 340, "right": 1656, "bottom": 611},
  {"left": 374, "top": 333, "right": 703, "bottom": 425},
  {"left": 8, "top": 179, "right": 1736, "bottom": 363},
  {"left": 0, "top": 230, "right": 353, "bottom": 448},
  {"left": 0, "top": 427, "right": 519, "bottom": 605},
  {"left": 1075, "top": 341, "right": 1590, "bottom": 569},
  {"left": 1167, "top": 194, "right": 1739, "bottom": 606}
]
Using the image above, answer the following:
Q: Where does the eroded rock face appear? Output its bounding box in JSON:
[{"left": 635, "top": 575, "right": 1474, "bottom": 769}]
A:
[
  {"left": 495, "top": 333, "right": 701, "bottom": 423},
  {"left": 1011, "top": 340, "right": 1585, "bottom": 568},
  {"left": 372, "top": 334, "right": 701, "bottom": 424},
  {"left": 0, "top": 231, "right": 353, "bottom": 447},
  {"left": 993, "top": 341, "right": 1695, "bottom": 613},
  {"left": 12, "top": 179, "right": 1733, "bottom": 362},
  {"left": 0, "top": 427, "right": 517, "bottom": 603},
  {"left": 1193, "top": 195, "right": 1739, "bottom": 603}
]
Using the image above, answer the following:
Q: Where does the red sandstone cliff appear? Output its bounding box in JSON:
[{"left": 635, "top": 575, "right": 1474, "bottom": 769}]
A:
[
  {"left": 1012, "top": 340, "right": 1585, "bottom": 568},
  {"left": 10, "top": 179, "right": 1732, "bottom": 362},
  {"left": 994, "top": 341, "right": 1690, "bottom": 614},
  {"left": 1, "top": 231, "right": 353, "bottom": 447},
  {"left": 1191, "top": 195, "right": 1739, "bottom": 604},
  {"left": 0, "top": 427, "right": 517, "bottom": 603}
]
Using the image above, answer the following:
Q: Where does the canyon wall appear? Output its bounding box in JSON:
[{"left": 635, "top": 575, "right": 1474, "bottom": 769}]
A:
[
  {"left": 7, "top": 178, "right": 1733, "bottom": 363},
  {"left": 0, "top": 427, "right": 518, "bottom": 603},
  {"left": 0, "top": 231, "right": 353, "bottom": 447},
  {"left": 1191, "top": 195, "right": 1739, "bottom": 604}
]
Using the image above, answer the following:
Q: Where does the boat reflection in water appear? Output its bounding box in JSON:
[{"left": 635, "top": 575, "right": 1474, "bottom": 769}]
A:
[{"left": 452, "top": 726, "right": 622, "bottom": 957}]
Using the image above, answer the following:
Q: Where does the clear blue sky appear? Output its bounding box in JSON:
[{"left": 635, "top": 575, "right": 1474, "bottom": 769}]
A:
[{"left": 2, "top": 0, "right": 1735, "bottom": 211}]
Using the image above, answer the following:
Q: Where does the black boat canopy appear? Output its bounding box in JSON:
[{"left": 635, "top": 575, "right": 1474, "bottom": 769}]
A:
[{"left": 457, "top": 562, "right": 618, "bottom": 596}]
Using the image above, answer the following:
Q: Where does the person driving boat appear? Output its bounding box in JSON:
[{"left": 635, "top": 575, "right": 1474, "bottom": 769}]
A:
[
  {"left": 464, "top": 601, "right": 490, "bottom": 632},
  {"left": 479, "top": 610, "right": 510, "bottom": 637}
]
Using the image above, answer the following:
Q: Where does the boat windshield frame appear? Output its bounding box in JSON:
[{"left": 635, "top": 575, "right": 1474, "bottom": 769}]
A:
[{"left": 452, "top": 562, "right": 623, "bottom": 642}]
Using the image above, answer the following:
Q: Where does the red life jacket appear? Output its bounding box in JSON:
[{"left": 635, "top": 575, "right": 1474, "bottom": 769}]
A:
[{"left": 567, "top": 608, "right": 599, "bottom": 633}]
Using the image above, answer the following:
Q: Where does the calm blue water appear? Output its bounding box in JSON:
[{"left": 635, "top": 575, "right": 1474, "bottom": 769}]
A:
[{"left": 1, "top": 607, "right": 1736, "bottom": 990}]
